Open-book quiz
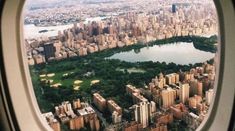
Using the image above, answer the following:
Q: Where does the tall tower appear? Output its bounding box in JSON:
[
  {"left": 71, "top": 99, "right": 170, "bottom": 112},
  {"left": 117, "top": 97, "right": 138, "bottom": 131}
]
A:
[
  {"left": 172, "top": 4, "right": 177, "bottom": 13},
  {"left": 161, "top": 87, "right": 176, "bottom": 108},
  {"left": 133, "top": 101, "right": 151, "bottom": 128},
  {"left": 54, "top": 41, "right": 62, "bottom": 56},
  {"left": 158, "top": 73, "right": 166, "bottom": 88},
  {"left": 180, "top": 83, "right": 190, "bottom": 104},
  {"left": 197, "top": 81, "right": 203, "bottom": 97},
  {"left": 43, "top": 42, "right": 55, "bottom": 62},
  {"left": 108, "top": 24, "right": 114, "bottom": 34},
  {"left": 206, "top": 89, "right": 214, "bottom": 105},
  {"left": 67, "top": 30, "right": 74, "bottom": 48}
]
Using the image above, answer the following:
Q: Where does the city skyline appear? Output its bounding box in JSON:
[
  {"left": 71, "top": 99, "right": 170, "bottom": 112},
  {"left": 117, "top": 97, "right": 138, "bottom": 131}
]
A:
[{"left": 23, "top": 0, "right": 218, "bottom": 130}]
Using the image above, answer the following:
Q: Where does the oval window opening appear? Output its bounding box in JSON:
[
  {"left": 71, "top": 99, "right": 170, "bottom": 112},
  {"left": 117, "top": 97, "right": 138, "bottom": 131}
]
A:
[{"left": 23, "top": 0, "right": 219, "bottom": 130}]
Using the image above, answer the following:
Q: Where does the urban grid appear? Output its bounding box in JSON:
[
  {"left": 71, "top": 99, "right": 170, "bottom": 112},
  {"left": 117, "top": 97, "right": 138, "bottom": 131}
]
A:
[{"left": 24, "top": 0, "right": 218, "bottom": 131}]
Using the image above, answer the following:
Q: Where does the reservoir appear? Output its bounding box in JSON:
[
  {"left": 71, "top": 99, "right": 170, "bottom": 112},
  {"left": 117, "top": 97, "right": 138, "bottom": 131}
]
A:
[{"left": 108, "top": 42, "right": 215, "bottom": 65}]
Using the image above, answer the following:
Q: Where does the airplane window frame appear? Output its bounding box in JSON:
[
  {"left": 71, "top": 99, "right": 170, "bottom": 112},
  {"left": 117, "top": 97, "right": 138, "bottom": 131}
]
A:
[{"left": 0, "top": 0, "right": 234, "bottom": 131}]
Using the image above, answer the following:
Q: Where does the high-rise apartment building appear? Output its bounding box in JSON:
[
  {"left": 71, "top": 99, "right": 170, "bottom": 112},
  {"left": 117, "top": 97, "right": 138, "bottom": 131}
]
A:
[
  {"left": 43, "top": 42, "right": 55, "bottom": 61},
  {"left": 158, "top": 73, "right": 166, "bottom": 88},
  {"left": 166, "top": 73, "right": 179, "bottom": 85},
  {"left": 107, "top": 100, "right": 122, "bottom": 115},
  {"left": 132, "top": 101, "right": 156, "bottom": 128},
  {"left": 33, "top": 54, "right": 45, "bottom": 64},
  {"left": 53, "top": 41, "right": 62, "bottom": 56},
  {"left": 133, "top": 101, "right": 151, "bottom": 128},
  {"left": 126, "top": 84, "right": 140, "bottom": 95},
  {"left": 93, "top": 93, "right": 107, "bottom": 112},
  {"left": 166, "top": 75, "right": 173, "bottom": 85},
  {"left": 42, "top": 112, "right": 61, "bottom": 131},
  {"left": 72, "top": 99, "right": 81, "bottom": 109},
  {"left": 170, "top": 103, "right": 187, "bottom": 119},
  {"left": 172, "top": 4, "right": 177, "bottom": 13},
  {"left": 180, "top": 83, "right": 190, "bottom": 104},
  {"left": 89, "top": 117, "right": 100, "bottom": 131},
  {"left": 132, "top": 93, "right": 148, "bottom": 104},
  {"left": 150, "top": 101, "right": 157, "bottom": 113},
  {"left": 197, "top": 81, "right": 203, "bottom": 97},
  {"left": 161, "top": 87, "right": 176, "bottom": 108},
  {"left": 206, "top": 89, "right": 214, "bottom": 105},
  {"left": 112, "top": 111, "right": 122, "bottom": 124},
  {"left": 69, "top": 116, "right": 84, "bottom": 130},
  {"left": 188, "top": 95, "right": 202, "bottom": 108},
  {"left": 189, "top": 79, "right": 198, "bottom": 96}
]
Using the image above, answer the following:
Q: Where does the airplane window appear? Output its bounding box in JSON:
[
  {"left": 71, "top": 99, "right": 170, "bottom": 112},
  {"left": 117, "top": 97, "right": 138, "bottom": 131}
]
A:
[{"left": 22, "top": 0, "right": 219, "bottom": 130}]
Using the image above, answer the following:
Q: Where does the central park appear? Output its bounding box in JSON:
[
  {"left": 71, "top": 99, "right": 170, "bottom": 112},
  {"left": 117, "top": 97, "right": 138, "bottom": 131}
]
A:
[{"left": 30, "top": 35, "right": 217, "bottom": 114}]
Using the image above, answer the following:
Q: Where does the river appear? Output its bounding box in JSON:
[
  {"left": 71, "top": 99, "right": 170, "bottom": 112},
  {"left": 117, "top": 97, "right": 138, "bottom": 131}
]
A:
[{"left": 23, "top": 16, "right": 107, "bottom": 39}]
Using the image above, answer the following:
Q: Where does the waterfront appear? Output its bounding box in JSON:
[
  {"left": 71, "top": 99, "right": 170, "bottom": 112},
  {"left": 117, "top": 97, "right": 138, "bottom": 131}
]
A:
[
  {"left": 24, "top": 0, "right": 218, "bottom": 130},
  {"left": 23, "top": 16, "right": 107, "bottom": 39}
]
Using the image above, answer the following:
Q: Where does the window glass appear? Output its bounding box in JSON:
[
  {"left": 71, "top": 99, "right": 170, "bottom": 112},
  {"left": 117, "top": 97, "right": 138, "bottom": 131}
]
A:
[{"left": 23, "top": 0, "right": 218, "bottom": 130}]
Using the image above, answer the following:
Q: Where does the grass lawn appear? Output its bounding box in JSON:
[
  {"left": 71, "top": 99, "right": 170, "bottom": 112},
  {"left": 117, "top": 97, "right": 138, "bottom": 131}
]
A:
[{"left": 39, "top": 70, "right": 101, "bottom": 92}]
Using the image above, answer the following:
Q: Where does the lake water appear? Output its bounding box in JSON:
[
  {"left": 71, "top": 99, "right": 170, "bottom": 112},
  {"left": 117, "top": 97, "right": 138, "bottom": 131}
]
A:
[{"left": 108, "top": 42, "right": 215, "bottom": 65}]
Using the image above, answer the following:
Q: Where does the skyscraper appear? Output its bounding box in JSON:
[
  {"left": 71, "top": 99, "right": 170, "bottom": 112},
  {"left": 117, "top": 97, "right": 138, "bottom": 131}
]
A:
[
  {"left": 189, "top": 79, "right": 198, "bottom": 96},
  {"left": 54, "top": 41, "right": 62, "bottom": 57},
  {"left": 172, "top": 4, "right": 177, "bottom": 13},
  {"left": 150, "top": 101, "right": 157, "bottom": 113},
  {"left": 43, "top": 42, "right": 55, "bottom": 62},
  {"left": 166, "top": 75, "right": 173, "bottom": 85},
  {"left": 133, "top": 101, "right": 151, "bottom": 128},
  {"left": 93, "top": 93, "right": 107, "bottom": 112},
  {"left": 161, "top": 87, "right": 176, "bottom": 108},
  {"left": 197, "top": 81, "right": 203, "bottom": 96},
  {"left": 69, "top": 116, "right": 84, "bottom": 130},
  {"left": 67, "top": 30, "right": 74, "bottom": 48},
  {"left": 166, "top": 73, "right": 179, "bottom": 85},
  {"left": 206, "top": 89, "right": 214, "bottom": 105},
  {"left": 158, "top": 73, "right": 166, "bottom": 88},
  {"left": 180, "top": 83, "right": 190, "bottom": 104}
]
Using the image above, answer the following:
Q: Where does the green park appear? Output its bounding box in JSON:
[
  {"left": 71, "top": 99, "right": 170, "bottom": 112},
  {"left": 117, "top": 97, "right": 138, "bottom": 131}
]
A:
[{"left": 30, "top": 35, "right": 217, "bottom": 113}]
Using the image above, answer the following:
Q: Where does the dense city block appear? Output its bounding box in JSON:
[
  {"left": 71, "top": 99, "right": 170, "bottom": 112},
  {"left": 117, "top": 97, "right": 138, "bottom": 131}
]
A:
[{"left": 24, "top": 0, "right": 218, "bottom": 130}]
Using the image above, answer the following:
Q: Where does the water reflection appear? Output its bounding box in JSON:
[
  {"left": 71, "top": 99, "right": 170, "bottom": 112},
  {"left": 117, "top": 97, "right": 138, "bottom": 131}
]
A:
[{"left": 108, "top": 42, "right": 215, "bottom": 65}]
